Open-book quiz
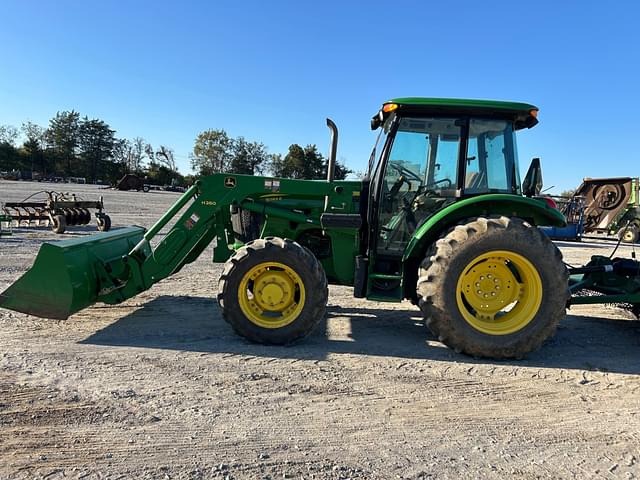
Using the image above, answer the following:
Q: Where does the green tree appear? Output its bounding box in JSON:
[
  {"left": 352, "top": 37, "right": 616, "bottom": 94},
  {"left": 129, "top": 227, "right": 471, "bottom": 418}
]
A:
[
  {"left": 0, "top": 125, "right": 19, "bottom": 146},
  {"left": 268, "top": 153, "right": 285, "bottom": 176},
  {"left": 112, "top": 138, "right": 132, "bottom": 175},
  {"left": 78, "top": 117, "right": 115, "bottom": 182},
  {"left": 229, "top": 137, "right": 268, "bottom": 174},
  {"left": 0, "top": 143, "right": 24, "bottom": 171},
  {"left": 144, "top": 143, "right": 154, "bottom": 163},
  {"left": 274, "top": 144, "right": 306, "bottom": 178},
  {"left": 302, "top": 144, "right": 325, "bottom": 179},
  {"left": 155, "top": 145, "right": 176, "bottom": 173},
  {"left": 21, "top": 121, "right": 46, "bottom": 174},
  {"left": 191, "top": 129, "right": 232, "bottom": 176},
  {"left": 130, "top": 137, "right": 146, "bottom": 172},
  {"left": 146, "top": 160, "right": 184, "bottom": 186},
  {"left": 333, "top": 159, "right": 353, "bottom": 180},
  {"left": 46, "top": 110, "right": 80, "bottom": 175},
  {"left": 270, "top": 143, "right": 351, "bottom": 180},
  {"left": 182, "top": 174, "right": 197, "bottom": 187}
]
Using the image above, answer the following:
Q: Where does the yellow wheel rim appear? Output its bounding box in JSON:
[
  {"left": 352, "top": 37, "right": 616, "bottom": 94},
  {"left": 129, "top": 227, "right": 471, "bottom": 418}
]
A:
[
  {"left": 238, "top": 262, "right": 305, "bottom": 329},
  {"left": 455, "top": 250, "right": 543, "bottom": 335}
]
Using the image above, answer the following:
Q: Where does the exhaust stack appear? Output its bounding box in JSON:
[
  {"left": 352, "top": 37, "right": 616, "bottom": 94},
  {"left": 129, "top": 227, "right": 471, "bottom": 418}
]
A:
[{"left": 326, "top": 118, "right": 338, "bottom": 182}]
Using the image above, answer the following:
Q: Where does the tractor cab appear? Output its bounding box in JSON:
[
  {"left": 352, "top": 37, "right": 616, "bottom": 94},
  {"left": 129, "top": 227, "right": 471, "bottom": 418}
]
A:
[{"left": 361, "top": 98, "right": 540, "bottom": 300}]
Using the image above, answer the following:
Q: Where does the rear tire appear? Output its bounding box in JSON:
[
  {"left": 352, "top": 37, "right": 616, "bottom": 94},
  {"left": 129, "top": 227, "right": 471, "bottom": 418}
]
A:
[
  {"left": 417, "top": 216, "right": 568, "bottom": 359},
  {"left": 51, "top": 214, "right": 66, "bottom": 234},
  {"left": 218, "top": 237, "right": 327, "bottom": 344}
]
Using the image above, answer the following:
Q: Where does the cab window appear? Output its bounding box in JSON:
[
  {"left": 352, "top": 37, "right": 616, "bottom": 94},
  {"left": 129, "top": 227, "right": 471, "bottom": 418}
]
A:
[{"left": 465, "top": 119, "right": 518, "bottom": 193}]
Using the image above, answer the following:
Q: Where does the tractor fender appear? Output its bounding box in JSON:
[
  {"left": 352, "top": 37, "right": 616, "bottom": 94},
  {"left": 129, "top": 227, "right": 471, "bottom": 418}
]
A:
[{"left": 402, "top": 194, "right": 566, "bottom": 262}]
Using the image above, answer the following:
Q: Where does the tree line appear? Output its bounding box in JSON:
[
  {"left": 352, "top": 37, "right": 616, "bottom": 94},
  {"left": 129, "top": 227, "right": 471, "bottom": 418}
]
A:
[
  {"left": 0, "top": 111, "right": 182, "bottom": 185},
  {"left": 189, "top": 129, "right": 351, "bottom": 180},
  {"left": 0, "top": 112, "right": 352, "bottom": 185}
]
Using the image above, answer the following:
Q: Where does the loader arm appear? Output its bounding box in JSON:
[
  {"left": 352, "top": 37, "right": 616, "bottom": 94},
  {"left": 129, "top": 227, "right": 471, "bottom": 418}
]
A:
[
  {"left": 112, "top": 174, "right": 337, "bottom": 301},
  {"left": 0, "top": 174, "right": 352, "bottom": 319}
]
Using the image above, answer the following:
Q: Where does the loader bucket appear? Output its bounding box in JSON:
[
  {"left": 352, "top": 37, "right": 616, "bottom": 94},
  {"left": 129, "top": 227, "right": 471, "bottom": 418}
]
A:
[{"left": 0, "top": 226, "right": 145, "bottom": 320}]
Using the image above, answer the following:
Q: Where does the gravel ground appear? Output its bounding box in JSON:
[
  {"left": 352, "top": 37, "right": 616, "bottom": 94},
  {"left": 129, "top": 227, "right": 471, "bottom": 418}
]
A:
[{"left": 0, "top": 180, "right": 639, "bottom": 480}]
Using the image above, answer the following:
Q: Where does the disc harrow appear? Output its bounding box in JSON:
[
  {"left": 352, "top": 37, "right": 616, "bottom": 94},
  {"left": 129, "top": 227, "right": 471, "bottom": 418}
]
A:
[{"left": 1, "top": 191, "right": 111, "bottom": 234}]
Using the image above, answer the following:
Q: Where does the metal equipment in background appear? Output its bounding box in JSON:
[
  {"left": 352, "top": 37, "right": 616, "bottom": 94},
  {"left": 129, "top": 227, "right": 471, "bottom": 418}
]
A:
[
  {"left": 1, "top": 191, "right": 111, "bottom": 234},
  {"left": 539, "top": 195, "right": 586, "bottom": 241},
  {"left": 576, "top": 177, "right": 640, "bottom": 242},
  {"left": 116, "top": 174, "right": 150, "bottom": 192},
  {"left": 541, "top": 178, "right": 640, "bottom": 243}
]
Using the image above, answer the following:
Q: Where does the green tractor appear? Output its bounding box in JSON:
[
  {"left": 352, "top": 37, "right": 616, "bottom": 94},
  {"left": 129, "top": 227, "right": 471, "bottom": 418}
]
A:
[{"left": 0, "top": 98, "right": 571, "bottom": 359}]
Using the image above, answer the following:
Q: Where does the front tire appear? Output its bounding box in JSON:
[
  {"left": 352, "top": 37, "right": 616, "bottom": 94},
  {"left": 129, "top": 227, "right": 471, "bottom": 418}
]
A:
[
  {"left": 417, "top": 216, "right": 568, "bottom": 359},
  {"left": 218, "top": 237, "right": 328, "bottom": 344}
]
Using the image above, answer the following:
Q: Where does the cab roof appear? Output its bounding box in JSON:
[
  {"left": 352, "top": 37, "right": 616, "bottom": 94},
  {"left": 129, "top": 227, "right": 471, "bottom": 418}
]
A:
[{"left": 378, "top": 97, "right": 539, "bottom": 130}]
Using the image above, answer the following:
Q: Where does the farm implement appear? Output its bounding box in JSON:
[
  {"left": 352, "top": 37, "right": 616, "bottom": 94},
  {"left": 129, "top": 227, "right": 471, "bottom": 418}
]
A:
[
  {"left": 1, "top": 191, "right": 111, "bottom": 234},
  {"left": 1, "top": 98, "right": 638, "bottom": 359},
  {"left": 542, "top": 177, "right": 640, "bottom": 243},
  {"left": 568, "top": 254, "right": 640, "bottom": 317}
]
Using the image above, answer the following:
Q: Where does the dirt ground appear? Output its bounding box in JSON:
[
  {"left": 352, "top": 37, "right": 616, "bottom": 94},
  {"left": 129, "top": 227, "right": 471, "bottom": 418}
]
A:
[{"left": 0, "top": 180, "right": 639, "bottom": 480}]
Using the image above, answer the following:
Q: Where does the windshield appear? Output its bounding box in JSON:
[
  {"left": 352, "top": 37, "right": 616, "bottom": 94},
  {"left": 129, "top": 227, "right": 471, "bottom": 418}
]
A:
[{"left": 389, "top": 117, "right": 461, "bottom": 190}]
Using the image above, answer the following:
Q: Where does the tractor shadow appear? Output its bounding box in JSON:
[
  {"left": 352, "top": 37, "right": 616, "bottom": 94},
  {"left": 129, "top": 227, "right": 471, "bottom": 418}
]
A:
[{"left": 80, "top": 295, "right": 640, "bottom": 375}]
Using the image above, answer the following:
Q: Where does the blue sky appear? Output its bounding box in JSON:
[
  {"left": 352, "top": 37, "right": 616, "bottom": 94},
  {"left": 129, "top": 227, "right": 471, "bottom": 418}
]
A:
[{"left": 1, "top": 0, "right": 638, "bottom": 192}]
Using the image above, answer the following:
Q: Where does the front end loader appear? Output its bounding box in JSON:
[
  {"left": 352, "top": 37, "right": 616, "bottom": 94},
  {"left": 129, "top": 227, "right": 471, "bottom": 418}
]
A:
[{"left": 3, "top": 98, "right": 638, "bottom": 359}]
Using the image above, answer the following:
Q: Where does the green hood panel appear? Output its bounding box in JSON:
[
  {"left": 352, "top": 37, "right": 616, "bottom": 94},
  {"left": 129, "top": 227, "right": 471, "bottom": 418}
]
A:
[{"left": 403, "top": 194, "right": 566, "bottom": 261}]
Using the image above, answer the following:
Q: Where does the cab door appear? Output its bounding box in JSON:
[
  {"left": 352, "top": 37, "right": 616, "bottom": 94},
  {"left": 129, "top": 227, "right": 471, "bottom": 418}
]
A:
[{"left": 368, "top": 116, "right": 462, "bottom": 299}]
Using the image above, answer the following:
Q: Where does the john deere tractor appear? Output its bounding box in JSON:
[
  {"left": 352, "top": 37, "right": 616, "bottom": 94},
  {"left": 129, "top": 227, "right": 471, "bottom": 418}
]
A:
[{"left": 1, "top": 98, "right": 573, "bottom": 359}]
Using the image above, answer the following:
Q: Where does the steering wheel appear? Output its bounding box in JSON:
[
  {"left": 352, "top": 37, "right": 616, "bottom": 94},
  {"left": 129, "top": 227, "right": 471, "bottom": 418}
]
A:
[
  {"left": 411, "top": 178, "right": 454, "bottom": 212},
  {"left": 388, "top": 161, "right": 422, "bottom": 182},
  {"left": 422, "top": 178, "right": 453, "bottom": 190}
]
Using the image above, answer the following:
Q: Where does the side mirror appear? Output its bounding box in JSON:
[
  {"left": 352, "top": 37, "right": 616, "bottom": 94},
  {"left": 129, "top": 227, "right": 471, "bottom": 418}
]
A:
[
  {"left": 522, "top": 158, "right": 543, "bottom": 197},
  {"left": 370, "top": 111, "right": 384, "bottom": 130}
]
